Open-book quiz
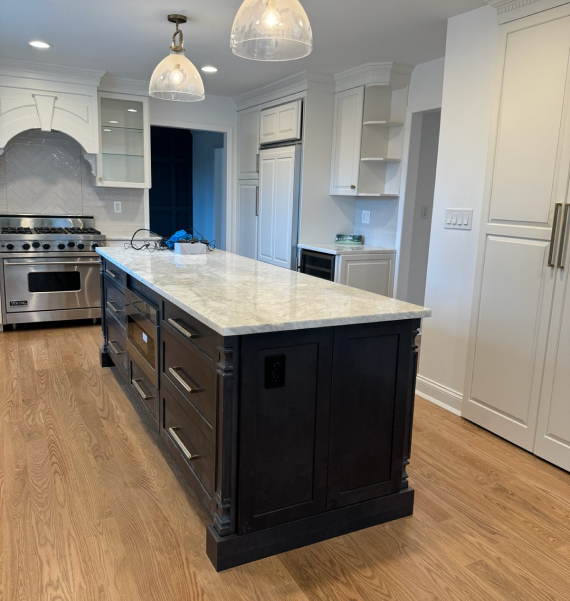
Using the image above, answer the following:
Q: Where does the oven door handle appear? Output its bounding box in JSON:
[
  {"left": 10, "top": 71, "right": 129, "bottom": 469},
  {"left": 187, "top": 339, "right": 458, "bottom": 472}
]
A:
[{"left": 4, "top": 261, "right": 101, "bottom": 266}]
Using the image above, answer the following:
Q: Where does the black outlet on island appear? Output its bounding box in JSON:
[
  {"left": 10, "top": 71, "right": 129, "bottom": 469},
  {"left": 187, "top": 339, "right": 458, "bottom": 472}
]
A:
[{"left": 265, "top": 355, "right": 286, "bottom": 389}]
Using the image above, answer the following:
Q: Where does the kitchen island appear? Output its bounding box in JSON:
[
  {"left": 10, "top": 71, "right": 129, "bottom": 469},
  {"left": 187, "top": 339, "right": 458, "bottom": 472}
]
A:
[{"left": 96, "top": 247, "right": 430, "bottom": 571}]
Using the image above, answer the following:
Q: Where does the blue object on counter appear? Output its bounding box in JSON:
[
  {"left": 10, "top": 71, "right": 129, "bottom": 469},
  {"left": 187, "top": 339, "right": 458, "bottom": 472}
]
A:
[{"left": 165, "top": 230, "right": 189, "bottom": 250}]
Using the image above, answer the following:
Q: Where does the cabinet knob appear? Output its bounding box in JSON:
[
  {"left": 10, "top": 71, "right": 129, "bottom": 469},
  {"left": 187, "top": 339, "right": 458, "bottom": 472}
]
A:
[
  {"left": 98, "top": 176, "right": 104, "bottom": 182},
  {"left": 351, "top": 185, "right": 356, "bottom": 190}
]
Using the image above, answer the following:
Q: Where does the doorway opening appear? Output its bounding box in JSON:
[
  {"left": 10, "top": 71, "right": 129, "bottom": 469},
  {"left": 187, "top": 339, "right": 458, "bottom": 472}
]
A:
[
  {"left": 396, "top": 108, "right": 441, "bottom": 307},
  {"left": 149, "top": 126, "right": 226, "bottom": 248}
]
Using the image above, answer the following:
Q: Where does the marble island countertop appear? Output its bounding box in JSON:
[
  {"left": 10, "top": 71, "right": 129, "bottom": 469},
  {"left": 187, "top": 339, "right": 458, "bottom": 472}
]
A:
[{"left": 96, "top": 247, "right": 431, "bottom": 336}]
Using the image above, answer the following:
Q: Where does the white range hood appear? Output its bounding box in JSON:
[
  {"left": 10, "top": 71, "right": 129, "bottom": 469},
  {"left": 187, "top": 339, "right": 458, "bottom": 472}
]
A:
[{"left": 0, "top": 58, "right": 105, "bottom": 155}]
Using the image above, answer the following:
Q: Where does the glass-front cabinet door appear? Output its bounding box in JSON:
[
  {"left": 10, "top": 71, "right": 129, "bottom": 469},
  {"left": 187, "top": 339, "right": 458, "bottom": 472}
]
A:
[{"left": 95, "top": 92, "right": 151, "bottom": 188}]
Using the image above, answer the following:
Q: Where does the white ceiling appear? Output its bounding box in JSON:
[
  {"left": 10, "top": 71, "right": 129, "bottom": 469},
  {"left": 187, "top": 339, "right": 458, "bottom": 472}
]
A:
[{"left": 0, "top": 0, "right": 485, "bottom": 98}]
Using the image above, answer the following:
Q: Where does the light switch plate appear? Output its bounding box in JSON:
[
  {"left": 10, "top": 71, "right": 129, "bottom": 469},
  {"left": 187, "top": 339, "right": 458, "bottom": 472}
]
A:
[
  {"left": 361, "top": 210, "right": 370, "bottom": 224},
  {"left": 445, "top": 209, "right": 473, "bottom": 230},
  {"left": 114, "top": 201, "right": 122, "bottom": 214}
]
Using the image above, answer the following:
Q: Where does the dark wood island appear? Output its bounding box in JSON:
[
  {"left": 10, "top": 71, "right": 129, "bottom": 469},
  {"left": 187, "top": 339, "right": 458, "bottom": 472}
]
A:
[{"left": 97, "top": 247, "right": 430, "bottom": 571}]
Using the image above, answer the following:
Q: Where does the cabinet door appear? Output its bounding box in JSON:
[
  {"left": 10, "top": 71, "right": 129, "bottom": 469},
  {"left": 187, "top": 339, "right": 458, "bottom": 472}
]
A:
[
  {"left": 238, "top": 106, "right": 260, "bottom": 179},
  {"left": 463, "top": 9, "right": 570, "bottom": 450},
  {"left": 257, "top": 146, "right": 298, "bottom": 270},
  {"left": 330, "top": 87, "right": 364, "bottom": 196},
  {"left": 337, "top": 253, "right": 395, "bottom": 296},
  {"left": 237, "top": 181, "right": 258, "bottom": 260},
  {"left": 238, "top": 329, "right": 333, "bottom": 533},
  {"left": 96, "top": 92, "right": 151, "bottom": 188},
  {"left": 534, "top": 206, "right": 570, "bottom": 471},
  {"left": 327, "top": 321, "right": 414, "bottom": 509},
  {"left": 259, "top": 100, "right": 302, "bottom": 145}
]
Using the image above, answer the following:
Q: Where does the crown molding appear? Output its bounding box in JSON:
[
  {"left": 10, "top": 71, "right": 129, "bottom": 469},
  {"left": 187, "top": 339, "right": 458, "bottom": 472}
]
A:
[
  {"left": 334, "top": 62, "right": 414, "bottom": 93},
  {"left": 485, "top": 0, "right": 570, "bottom": 23},
  {"left": 98, "top": 75, "right": 149, "bottom": 97},
  {"left": 233, "top": 71, "right": 335, "bottom": 111},
  {"left": 0, "top": 58, "right": 105, "bottom": 87}
]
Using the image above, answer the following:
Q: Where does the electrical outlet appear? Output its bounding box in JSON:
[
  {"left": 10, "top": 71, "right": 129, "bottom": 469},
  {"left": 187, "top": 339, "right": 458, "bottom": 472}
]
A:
[
  {"left": 114, "top": 201, "right": 122, "bottom": 214},
  {"left": 445, "top": 209, "right": 473, "bottom": 230},
  {"left": 361, "top": 210, "right": 371, "bottom": 224}
]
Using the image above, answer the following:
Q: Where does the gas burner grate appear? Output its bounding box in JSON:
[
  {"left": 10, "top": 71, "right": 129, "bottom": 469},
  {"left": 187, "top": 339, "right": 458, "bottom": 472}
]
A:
[
  {"left": 0, "top": 227, "right": 33, "bottom": 234},
  {"left": 33, "top": 226, "right": 102, "bottom": 235}
]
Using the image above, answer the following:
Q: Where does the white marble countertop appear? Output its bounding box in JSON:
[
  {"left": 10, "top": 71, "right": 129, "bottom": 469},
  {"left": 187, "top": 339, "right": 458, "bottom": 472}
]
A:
[
  {"left": 298, "top": 243, "right": 396, "bottom": 256},
  {"left": 97, "top": 247, "right": 430, "bottom": 336}
]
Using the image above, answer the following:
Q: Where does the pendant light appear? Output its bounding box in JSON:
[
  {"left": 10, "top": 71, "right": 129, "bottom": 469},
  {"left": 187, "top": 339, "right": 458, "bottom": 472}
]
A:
[
  {"left": 231, "top": 0, "right": 313, "bottom": 61},
  {"left": 149, "top": 15, "right": 205, "bottom": 102}
]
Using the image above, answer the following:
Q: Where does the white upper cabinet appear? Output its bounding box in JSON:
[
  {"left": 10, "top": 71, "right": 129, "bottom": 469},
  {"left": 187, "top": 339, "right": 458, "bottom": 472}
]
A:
[
  {"left": 330, "top": 87, "right": 364, "bottom": 196},
  {"left": 330, "top": 84, "right": 407, "bottom": 197},
  {"left": 259, "top": 100, "right": 302, "bottom": 145},
  {"left": 238, "top": 105, "right": 260, "bottom": 179},
  {"left": 89, "top": 92, "right": 151, "bottom": 188}
]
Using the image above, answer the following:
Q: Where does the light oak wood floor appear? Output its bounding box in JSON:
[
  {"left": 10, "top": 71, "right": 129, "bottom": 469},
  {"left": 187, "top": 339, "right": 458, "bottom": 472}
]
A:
[{"left": 1, "top": 324, "right": 570, "bottom": 601}]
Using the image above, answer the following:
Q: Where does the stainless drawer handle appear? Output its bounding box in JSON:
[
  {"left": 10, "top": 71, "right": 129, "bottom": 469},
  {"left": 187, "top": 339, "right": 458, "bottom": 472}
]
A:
[
  {"left": 167, "top": 318, "right": 197, "bottom": 339},
  {"left": 108, "top": 340, "right": 125, "bottom": 356},
  {"left": 106, "top": 300, "right": 123, "bottom": 314},
  {"left": 168, "top": 367, "right": 203, "bottom": 394},
  {"left": 558, "top": 203, "right": 570, "bottom": 269},
  {"left": 168, "top": 427, "right": 200, "bottom": 461},
  {"left": 6, "top": 261, "right": 101, "bottom": 266},
  {"left": 106, "top": 269, "right": 119, "bottom": 279},
  {"left": 132, "top": 378, "right": 153, "bottom": 401},
  {"left": 549, "top": 203, "right": 563, "bottom": 267}
]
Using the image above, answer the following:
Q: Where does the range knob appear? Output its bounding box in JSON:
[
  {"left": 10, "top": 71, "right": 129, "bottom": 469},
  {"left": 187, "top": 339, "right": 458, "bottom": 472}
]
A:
[
  {"left": 43, "top": 243, "right": 51, "bottom": 250},
  {"left": 77, "top": 243, "right": 85, "bottom": 250},
  {"left": 22, "top": 243, "right": 31, "bottom": 250},
  {"left": 6, "top": 243, "right": 14, "bottom": 250},
  {"left": 32, "top": 241, "right": 40, "bottom": 248},
  {"left": 67, "top": 241, "right": 75, "bottom": 248},
  {"left": 92, "top": 243, "right": 99, "bottom": 249},
  {"left": 57, "top": 243, "right": 66, "bottom": 250}
]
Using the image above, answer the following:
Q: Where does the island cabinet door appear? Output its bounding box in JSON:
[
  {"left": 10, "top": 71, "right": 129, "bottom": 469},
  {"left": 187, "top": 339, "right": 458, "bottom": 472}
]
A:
[
  {"left": 238, "top": 329, "right": 333, "bottom": 534},
  {"left": 327, "top": 321, "right": 414, "bottom": 509}
]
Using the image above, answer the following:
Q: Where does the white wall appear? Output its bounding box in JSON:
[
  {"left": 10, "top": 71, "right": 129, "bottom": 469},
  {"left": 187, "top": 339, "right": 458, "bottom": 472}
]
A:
[
  {"left": 354, "top": 58, "right": 445, "bottom": 249},
  {"left": 417, "top": 6, "right": 499, "bottom": 414}
]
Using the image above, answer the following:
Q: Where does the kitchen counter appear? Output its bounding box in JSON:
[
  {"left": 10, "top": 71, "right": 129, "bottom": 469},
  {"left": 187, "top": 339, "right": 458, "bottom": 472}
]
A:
[
  {"left": 298, "top": 242, "right": 396, "bottom": 255},
  {"left": 96, "top": 247, "right": 430, "bottom": 337}
]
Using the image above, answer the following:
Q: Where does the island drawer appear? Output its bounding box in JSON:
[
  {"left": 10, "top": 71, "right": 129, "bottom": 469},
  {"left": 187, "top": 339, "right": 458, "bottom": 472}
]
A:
[
  {"left": 162, "top": 299, "right": 218, "bottom": 360},
  {"left": 105, "top": 280, "right": 126, "bottom": 330},
  {"left": 106, "top": 314, "right": 128, "bottom": 373},
  {"left": 129, "top": 359, "right": 159, "bottom": 428},
  {"left": 162, "top": 327, "right": 216, "bottom": 430},
  {"left": 103, "top": 261, "right": 126, "bottom": 289},
  {"left": 162, "top": 386, "right": 215, "bottom": 511}
]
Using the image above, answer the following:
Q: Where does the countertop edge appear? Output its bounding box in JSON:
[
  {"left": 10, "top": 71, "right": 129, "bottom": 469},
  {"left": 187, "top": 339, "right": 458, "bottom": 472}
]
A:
[{"left": 98, "top": 249, "right": 431, "bottom": 336}]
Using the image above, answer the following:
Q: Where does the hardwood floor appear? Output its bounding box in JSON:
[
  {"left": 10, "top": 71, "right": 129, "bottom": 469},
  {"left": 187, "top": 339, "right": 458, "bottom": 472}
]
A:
[{"left": 1, "top": 324, "right": 569, "bottom": 600}]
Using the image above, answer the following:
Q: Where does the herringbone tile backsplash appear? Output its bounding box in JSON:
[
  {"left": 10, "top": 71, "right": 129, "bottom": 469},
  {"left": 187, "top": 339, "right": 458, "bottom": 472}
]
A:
[{"left": 0, "top": 131, "right": 144, "bottom": 236}]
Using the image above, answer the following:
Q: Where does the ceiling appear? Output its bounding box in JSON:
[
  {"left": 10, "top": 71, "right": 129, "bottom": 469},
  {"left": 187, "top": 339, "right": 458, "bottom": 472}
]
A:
[{"left": 0, "top": 0, "right": 485, "bottom": 98}]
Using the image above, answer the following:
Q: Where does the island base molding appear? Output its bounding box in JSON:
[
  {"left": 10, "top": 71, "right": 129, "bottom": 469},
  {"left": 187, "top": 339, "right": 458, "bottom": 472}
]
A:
[{"left": 206, "top": 488, "right": 414, "bottom": 571}]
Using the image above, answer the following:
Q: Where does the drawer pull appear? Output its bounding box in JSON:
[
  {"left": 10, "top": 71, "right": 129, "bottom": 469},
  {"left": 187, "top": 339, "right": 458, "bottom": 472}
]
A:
[
  {"left": 108, "top": 340, "right": 125, "bottom": 356},
  {"left": 168, "top": 427, "right": 200, "bottom": 461},
  {"left": 168, "top": 367, "right": 203, "bottom": 394},
  {"left": 132, "top": 378, "right": 153, "bottom": 401},
  {"left": 106, "top": 300, "right": 123, "bottom": 314},
  {"left": 106, "top": 269, "right": 118, "bottom": 279},
  {"left": 167, "top": 318, "right": 198, "bottom": 340}
]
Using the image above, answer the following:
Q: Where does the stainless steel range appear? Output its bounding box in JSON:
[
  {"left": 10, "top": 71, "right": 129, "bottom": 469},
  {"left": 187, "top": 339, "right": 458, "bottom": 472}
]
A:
[{"left": 0, "top": 215, "right": 106, "bottom": 327}]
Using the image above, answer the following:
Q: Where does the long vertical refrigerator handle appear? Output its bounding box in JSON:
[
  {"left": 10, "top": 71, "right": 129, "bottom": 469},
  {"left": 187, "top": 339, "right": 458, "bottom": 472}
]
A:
[
  {"left": 548, "top": 203, "right": 563, "bottom": 267},
  {"left": 255, "top": 186, "right": 259, "bottom": 217},
  {"left": 557, "top": 204, "right": 570, "bottom": 269}
]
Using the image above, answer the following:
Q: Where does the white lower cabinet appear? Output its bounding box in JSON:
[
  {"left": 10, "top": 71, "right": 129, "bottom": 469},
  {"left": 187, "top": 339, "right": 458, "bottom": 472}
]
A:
[
  {"left": 337, "top": 253, "right": 395, "bottom": 297},
  {"left": 237, "top": 181, "right": 258, "bottom": 260}
]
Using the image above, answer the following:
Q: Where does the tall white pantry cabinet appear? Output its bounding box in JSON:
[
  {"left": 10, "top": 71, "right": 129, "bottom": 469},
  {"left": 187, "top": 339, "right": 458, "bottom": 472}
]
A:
[{"left": 464, "top": 3, "right": 570, "bottom": 471}]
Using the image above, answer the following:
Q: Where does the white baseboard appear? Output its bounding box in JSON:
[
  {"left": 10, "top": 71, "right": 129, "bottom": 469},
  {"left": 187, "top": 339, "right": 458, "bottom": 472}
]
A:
[{"left": 416, "top": 375, "right": 463, "bottom": 416}]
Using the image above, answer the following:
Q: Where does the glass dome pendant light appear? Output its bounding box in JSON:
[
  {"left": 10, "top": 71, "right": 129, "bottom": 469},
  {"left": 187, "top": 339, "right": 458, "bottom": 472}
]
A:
[
  {"left": 149, "top": 14, "right": 205, "bottom": 102},
  {"left": 231, "top": 0, "right": 313, "bottom": 61}
]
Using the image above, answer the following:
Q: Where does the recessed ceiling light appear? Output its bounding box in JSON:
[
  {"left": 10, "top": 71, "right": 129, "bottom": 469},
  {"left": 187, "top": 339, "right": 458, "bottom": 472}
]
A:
[
  {"left": 127, "top": 108, "right": 137, "bottom": 112},
  {"left": 29, "top": 40, "right": 52, "bottom": 49},
  {"left": 201, "top": 66, "right": 218, "bottom": 73},
  {"left": 103, "top": 129, "right": 112, "bottom": 132},
  {"left": 109, "top": 120, "right": 119, "bottom": 124}
]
